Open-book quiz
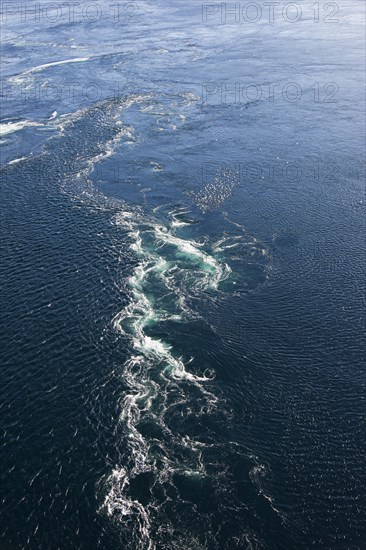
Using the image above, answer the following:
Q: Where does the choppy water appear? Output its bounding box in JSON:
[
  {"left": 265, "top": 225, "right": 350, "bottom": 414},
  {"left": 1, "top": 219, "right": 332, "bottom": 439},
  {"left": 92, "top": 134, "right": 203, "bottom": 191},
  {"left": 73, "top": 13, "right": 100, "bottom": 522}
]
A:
[{"left": 1, "top": 1, "right": 365, "bottom": 548}]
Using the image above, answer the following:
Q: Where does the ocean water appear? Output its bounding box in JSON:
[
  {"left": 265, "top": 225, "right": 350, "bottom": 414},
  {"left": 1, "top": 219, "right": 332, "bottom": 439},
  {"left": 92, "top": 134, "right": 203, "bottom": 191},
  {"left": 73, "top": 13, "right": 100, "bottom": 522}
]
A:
[{"left": 0, "top": 1, "right": 365, "bottom": 548}]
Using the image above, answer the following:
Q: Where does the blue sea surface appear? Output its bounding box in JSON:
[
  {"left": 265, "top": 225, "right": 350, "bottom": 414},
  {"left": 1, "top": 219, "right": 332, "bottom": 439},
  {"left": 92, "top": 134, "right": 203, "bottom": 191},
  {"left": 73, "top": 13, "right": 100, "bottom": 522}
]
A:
[{"left": 1, "top": 1, "right": 365, "bottom": 548}]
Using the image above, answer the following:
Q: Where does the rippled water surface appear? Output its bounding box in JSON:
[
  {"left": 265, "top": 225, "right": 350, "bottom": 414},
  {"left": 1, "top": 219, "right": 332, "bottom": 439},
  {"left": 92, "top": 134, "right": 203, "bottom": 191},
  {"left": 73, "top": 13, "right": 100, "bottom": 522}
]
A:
[{"left": 1, "top": 1, "right": 365, "bottom": 548}]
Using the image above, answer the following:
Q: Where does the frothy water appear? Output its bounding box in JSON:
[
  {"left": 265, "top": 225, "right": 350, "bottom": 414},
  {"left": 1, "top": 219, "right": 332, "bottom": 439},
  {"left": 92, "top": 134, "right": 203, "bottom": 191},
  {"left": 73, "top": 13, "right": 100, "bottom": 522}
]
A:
[
  {"left": 100, "top": 204, "right": 232, "bottom": 547},
  {"left": 18, "top": 92, "right": 269, "bottom": 547},
  {"left": 0, "top": 120, "right": 43, "bottom": 136},
  {"left": 1, "top": 2, "right": 365, "bottom": 546}
]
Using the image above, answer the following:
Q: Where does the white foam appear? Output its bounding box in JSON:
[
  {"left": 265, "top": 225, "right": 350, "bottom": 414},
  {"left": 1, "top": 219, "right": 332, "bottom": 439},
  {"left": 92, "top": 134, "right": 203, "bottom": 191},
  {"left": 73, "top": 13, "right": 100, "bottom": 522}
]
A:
[
  {"left": 103, "top": 206, "right": 231, "bottom": 538},
  {"left": 9, "top": 57, "right": 90, "bottom": 83},
  {"left": 8, "top": 156, "right": 28, "bottom": 165},
  {"left": 154, "top": 226, "right": 231, "bottom": 289},
  {"left": 0, "top": 120, "right": 42, "bottom": 137},
  {"left": 171, "top": 218, "right": 190, "bottom": 228}
]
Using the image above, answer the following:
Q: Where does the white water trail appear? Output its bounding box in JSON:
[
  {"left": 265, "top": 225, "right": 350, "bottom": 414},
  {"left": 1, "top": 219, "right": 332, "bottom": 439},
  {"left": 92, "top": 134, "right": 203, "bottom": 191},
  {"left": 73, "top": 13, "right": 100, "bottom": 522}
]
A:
[{"left": 101, "top": 206, "right": 231, "bottom": 547}]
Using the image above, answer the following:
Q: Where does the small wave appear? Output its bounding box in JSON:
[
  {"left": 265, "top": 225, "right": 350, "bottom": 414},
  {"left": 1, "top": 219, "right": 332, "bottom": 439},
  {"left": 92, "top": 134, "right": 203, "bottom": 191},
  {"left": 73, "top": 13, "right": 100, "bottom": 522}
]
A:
[
  {"left": 7, "top": 156, "right": 28, "bottom": 165},
  {"left": 0, "top": 120, "right": 43, "bottom": 137},
  {"left": 249, "top": 460, "right": 287, "bottom": 523},
  {"left": 8, "top": 57, "right": 90, "bottom": 83}
]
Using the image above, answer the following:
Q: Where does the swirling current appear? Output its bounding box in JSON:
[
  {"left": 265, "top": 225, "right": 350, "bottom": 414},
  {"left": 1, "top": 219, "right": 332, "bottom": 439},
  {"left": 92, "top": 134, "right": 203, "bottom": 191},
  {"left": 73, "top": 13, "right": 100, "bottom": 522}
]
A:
[{"left": 1, "top": 1, "right": 365, "bottom": 549}]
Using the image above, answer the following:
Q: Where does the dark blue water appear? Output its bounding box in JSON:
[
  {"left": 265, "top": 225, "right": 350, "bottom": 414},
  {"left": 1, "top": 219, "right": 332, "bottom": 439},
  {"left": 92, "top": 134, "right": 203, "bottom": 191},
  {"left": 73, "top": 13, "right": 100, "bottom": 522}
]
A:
[{"left": 1, "top": 1, "right": 365, "bottom": 548}]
